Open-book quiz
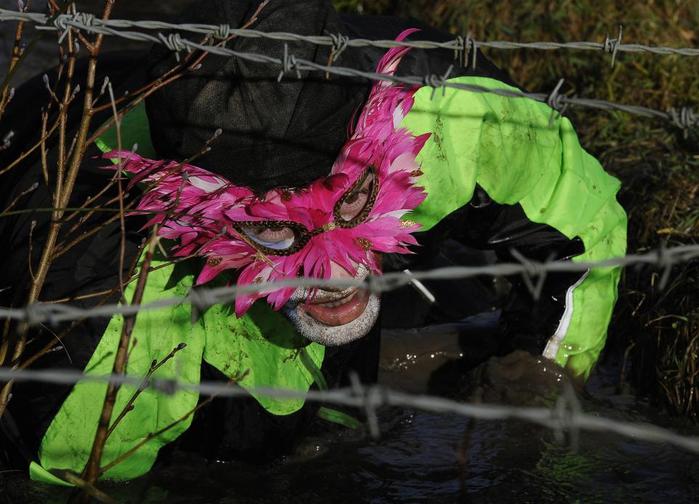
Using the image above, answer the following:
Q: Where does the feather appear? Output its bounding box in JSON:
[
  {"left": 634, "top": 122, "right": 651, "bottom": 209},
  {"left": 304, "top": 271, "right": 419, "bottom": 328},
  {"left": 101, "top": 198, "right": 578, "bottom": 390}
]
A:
[{"left": 105, "top": 31, "right": 430, "bottom": 316}]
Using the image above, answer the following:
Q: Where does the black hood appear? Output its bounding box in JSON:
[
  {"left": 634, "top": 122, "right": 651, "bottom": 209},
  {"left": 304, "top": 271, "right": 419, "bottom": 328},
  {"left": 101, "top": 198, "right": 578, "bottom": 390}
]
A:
[{"left": 145, "top": 0, "right": 369, "bottom": 193}]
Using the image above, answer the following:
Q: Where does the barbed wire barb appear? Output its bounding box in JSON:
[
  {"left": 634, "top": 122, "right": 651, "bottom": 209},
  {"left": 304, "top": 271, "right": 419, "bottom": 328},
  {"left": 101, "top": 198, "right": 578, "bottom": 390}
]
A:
[{"left": 603, "top": 25, "right": 624, "bottom": 67}]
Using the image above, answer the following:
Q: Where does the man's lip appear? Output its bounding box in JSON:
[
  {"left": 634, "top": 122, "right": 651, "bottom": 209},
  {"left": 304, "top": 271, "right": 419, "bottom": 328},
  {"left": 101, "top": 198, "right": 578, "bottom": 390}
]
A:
[
  {"left": 299, "top": 288, "right": 370, "bottom": 326},
  {"left": 305, "top": 286, "right": 358, "bottom": 305}
]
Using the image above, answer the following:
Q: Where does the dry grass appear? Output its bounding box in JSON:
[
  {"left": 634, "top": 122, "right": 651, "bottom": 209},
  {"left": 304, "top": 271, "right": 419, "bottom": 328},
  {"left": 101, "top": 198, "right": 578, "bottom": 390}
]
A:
[{"left": 334, "top": 0, "right": 699, "bottom": 418}]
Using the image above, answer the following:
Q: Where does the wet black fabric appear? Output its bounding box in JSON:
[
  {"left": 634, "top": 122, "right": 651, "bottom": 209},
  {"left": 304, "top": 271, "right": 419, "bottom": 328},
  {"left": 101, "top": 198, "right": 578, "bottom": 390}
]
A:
[
  {"left": 1, "top": 4, "right": 577, "bottom": 474},
  {"left": 144, "top": 0, "right": 515, "bottom": 194},
  {"left": 382, "top": 190, "right": 585, "bottom": 355},
  {"left": 146, "top": 0, "right": 369, "bottom": 193}
]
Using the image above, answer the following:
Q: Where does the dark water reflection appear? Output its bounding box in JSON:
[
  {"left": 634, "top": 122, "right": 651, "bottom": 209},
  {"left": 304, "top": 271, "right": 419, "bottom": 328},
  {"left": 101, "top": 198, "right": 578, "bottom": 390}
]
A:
[{"left": 3, "top": 324, "right": 698, "bottom": 504}]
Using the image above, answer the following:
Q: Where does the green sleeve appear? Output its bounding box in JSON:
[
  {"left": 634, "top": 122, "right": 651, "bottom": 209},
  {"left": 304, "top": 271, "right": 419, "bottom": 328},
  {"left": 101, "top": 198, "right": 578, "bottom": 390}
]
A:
[
  {"left": 30, "top": 257, "right": 325, "bottom": 485},
  {"left": 402, "top": 76, "right": 627, "bottom": 379}
]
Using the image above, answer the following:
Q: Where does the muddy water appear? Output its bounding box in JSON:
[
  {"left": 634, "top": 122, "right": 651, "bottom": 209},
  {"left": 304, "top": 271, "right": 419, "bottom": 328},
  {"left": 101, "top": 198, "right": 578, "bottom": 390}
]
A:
[{"left": 2, "top": 318, "right": 698, "bottom": 503}]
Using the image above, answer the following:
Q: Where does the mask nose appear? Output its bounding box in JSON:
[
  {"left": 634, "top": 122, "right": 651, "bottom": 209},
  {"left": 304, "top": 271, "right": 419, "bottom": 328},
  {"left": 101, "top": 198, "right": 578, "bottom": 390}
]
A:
[
  {"left": 330, "top": 260, "right": 354, "bottom": 278},
  {"left": 323, "top": 260, "right": 357, "bottom": 292}
]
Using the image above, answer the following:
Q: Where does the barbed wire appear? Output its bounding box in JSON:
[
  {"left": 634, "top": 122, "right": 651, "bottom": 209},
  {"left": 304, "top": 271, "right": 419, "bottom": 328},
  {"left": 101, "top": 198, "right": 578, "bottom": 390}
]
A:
[
  {"left": 2, "top": 9, "right": 699, "bottom": 58},
  {"left": 1, "top": 365, "right": 698, "bottom": 454},
  {"left": 0, "top": 244, "right": 697, "bottom": 325},
  {"left": 0, "top": 9, "right": 696, "bottom": 131}
]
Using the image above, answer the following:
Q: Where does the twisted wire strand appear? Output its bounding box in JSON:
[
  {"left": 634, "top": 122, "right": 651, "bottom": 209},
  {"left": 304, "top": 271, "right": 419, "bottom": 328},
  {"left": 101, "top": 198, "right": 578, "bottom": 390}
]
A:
[
  {"left": 0, "top": 9, "right": 696, "bottom": 130},
  {"left": 2, "top": 9, "right": 698, "bottom": 57},
  {"left": 0, "top": 366, "right": 698, "bottom": 454},
  {"left": 1, "top": 244, "right": 697, "bottom": 325}
]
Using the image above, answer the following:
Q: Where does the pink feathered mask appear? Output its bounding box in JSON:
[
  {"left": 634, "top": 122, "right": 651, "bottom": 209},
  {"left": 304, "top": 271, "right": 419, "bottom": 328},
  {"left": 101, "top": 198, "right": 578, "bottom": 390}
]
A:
[{"left": 107, "top": 30, "right": 430, "bottom": 316}]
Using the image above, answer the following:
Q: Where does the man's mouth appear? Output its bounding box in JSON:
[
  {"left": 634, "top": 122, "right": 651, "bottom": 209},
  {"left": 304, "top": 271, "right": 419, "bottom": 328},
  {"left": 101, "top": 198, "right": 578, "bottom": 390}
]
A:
[{"left": 298, "top": 287, "right": 371, "bottom": 326}]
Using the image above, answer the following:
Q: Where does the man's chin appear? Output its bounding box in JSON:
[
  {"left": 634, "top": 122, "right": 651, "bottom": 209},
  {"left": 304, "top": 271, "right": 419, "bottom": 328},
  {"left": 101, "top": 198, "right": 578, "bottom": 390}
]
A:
[{"left": 282, "top": 292, "right": 380, "bottom": 346}]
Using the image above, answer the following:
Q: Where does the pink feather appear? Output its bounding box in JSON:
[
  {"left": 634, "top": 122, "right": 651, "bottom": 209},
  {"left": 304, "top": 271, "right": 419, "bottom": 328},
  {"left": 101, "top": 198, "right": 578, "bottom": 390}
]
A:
[{"left": 106, "top": 30, "right": 430, "bottom": 317}]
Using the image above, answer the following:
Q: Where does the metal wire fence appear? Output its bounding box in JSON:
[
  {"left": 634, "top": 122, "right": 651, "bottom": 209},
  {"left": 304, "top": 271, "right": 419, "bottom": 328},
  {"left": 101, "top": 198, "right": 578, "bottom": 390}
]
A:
[
  {"left": 3, "top": 8, "right": 699, "bottom": 57},
  {"left": 0, "top": 3, "right": 698, "bottom": 480},
  {"left": 2, "top": 365, "right": 699, "bottom": 454},
  {"left": 0, "top": 8, "right": 697, "bottom": 131},
  {"left": 0, "top": 244, "right": 697, "bottom": 325}
]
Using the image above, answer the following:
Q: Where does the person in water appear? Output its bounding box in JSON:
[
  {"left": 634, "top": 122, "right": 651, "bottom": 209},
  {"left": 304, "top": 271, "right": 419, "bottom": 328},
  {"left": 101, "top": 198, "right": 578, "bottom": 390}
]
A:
[{"left": 0, "top": 0, "right": 626, "bottom": 485}]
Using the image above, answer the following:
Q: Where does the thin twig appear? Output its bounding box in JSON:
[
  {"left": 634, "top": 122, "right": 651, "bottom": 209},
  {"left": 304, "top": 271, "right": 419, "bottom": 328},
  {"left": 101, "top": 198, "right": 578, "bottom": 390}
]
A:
[
  {"left": 52, "top": 203, "right": 133, "bottom": 260},
  {"left": 27, "top": 220, "right": 37, "bottom": 282},
  {"left": 0, "top": 117, "right": 61, "bottom": 177},
  {"left": 12, "top": 248, "right": 142, "bottom": 371},
  {"left": 62, "top": 193, "right": 126, "bottom": 240},
  {"left": 42, "top": 252, "right": 199, "bottom": 305},
  {"left": 80, "top": 223, "right": 157, "bottom": 487},
  {"left": 0, "top": 0, "right": 30, "bottom": 120},
  {"left": 57, "top": 470, "right": 117, "bottom": 504},
  {"left": 1, "top": 181, "right": 38, "bottom": 215},
  {"left": 105, "top": 342, "right": 187, "bottom": 440},
  {"left": 40, "top": 111, "right": 49, "bottom": 185},
  {"left": 0, "top": 205, "right": 153, "bottom": 219},
  {"left": 63, "top": 176, "right": 120, "bottom": 224},
  {"left": 0, "top": 0, "right": 117, "bottom": 422},
  {"left": 98, "top": 374, "right": 246, "bottom": 476},
  {"left": 99, "top": 395, "right": 216, "bottom": 475},
  {"left": 106, "top": 80, "right": 128, "bottom": 299},
  {"left": 55, "top": 26, "right": 78, "bottom": 208}
]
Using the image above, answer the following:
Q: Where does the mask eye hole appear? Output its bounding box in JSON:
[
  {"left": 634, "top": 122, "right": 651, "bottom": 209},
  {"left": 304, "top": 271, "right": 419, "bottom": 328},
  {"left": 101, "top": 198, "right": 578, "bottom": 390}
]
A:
[
  {"left": 235, "top": 221, "right": 308, "bottom": 255},
  {"left": 335, "top": 167, "right": 378, "bottom": 226}
]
